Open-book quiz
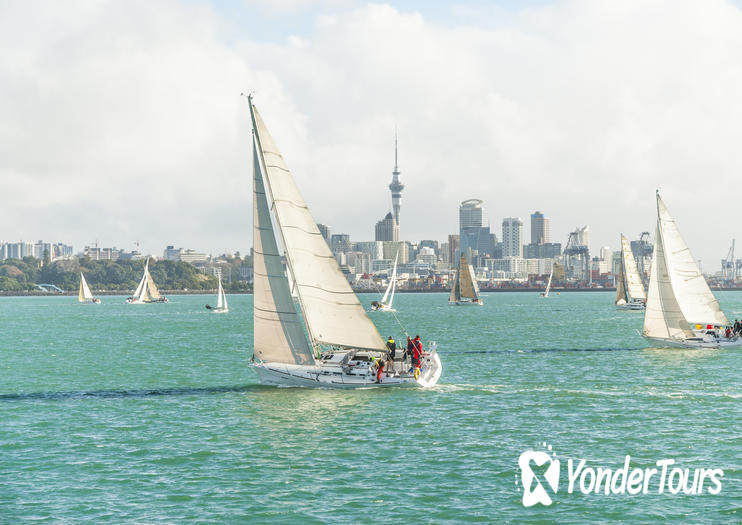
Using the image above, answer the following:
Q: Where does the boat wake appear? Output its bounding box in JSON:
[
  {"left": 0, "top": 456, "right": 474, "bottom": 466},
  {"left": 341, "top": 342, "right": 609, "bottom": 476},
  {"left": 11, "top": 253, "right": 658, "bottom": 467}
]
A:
[
  {"left": 0, "top": 384, "right": 267, "bottom": 402},
  {"left": 450, "top": 347, "right": 643, "bottom": 354}
]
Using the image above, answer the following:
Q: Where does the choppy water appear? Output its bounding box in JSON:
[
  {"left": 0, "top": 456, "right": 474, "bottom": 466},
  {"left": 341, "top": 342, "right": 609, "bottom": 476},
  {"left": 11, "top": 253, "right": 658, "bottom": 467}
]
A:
[{"left": 1, "top": 292, "right": 740, "bottom": 523}]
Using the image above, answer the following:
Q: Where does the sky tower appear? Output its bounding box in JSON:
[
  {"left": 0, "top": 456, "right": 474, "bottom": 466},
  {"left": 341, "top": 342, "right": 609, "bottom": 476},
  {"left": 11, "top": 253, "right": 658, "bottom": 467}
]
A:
[{"left": 388, "top": 131, "right": 404, "bottom": 228}]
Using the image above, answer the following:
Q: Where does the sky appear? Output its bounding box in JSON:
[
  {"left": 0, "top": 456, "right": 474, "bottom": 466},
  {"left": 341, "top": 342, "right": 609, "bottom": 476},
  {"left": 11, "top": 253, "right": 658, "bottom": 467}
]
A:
[{"left": 2, "top": 0, "right": 742, "bottom": 269}]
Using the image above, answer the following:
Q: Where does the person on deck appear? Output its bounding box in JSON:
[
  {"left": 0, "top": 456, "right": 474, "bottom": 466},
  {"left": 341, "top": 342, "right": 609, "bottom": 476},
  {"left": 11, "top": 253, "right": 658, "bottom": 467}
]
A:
[
  {"left": 412, "top": 335, "right": 424, "bottom": 369},
  {"left": 375, "top": 358, "right": 385, "bottom": 383},
  {"left": 406, "top": 336, "right": 414, "bottom": 369}
]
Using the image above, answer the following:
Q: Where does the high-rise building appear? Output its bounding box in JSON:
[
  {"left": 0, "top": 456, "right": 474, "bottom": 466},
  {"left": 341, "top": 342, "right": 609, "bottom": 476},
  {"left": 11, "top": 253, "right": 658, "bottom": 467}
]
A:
[
  {"left": 459, "top": 199, "right": 494, "bottom": 260},
  {"left": 530, "top": 211, "right": 550, "bottom": 244},
  {"left": 447, "top": 234, "right": 459, "bottom": 265},
  {"left": 330, "top": 234, "right": 352, "bottom": 254},
  {"left": 388, "top": 132, "right": 404, "bottom": 229},
  {"left": 375, "top": 212, "right": 399, "bottom": 242},
  {"left": 502, "top": 217, "right": 524, "bottom": 258},
  {"left": 316, "top": 224, "right": 331, "bottom": 243}
]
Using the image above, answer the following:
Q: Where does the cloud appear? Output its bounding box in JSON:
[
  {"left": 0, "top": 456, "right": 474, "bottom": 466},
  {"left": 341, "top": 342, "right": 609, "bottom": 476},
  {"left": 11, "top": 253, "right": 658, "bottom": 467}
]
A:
[{"left": 1, "top": 0, "right": 742, "bottom": 267}]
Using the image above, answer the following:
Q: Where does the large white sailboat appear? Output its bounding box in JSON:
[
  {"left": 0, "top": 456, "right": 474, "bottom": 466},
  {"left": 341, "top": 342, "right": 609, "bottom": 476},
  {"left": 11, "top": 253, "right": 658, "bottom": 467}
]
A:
[
  {"left": 449, "top": 254, "right": 483, "bottom": 305},
  {"left": 78, "top": 272, "right": 101, "bottom": 304},
  {"left": 615, "top": 234, "right": 647, "bottom": 310},
  {"left": 126, "top": 258, "right": 168, "bottom": 304},
  {"left": 642, "top": 191, "right": 740, "bottom": 348},
  {"left": 206, "top": 276, "right": 229, "bottom": 313},
  {"left": 248, "top": 96, "right": 442, "bottom": 388},
  {"left": 540, "top": 266, "right": 553, "bottom": 298},
  {"left": 371, "top": 253, "right": 398, "bottom": 312}
]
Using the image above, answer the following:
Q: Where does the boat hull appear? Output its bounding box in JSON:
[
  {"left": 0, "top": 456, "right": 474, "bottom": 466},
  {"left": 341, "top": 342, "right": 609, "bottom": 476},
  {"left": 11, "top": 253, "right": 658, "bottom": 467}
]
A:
[
  {"left": 643, "top": 335, "right": 742, "bottom": 349},
  {"left": 253, "top": 350, "right": 442, "bottom": 389},
  {"left": 617, "top": 302, "right": 645, "bottom": 310},
  {"left": 449, "top": 300, "right": 483, "bottom": 306}
]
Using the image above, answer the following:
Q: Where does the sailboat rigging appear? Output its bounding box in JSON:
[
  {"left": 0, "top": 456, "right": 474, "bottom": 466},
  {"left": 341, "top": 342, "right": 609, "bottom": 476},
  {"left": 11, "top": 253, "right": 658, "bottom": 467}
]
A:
[
  {"left": 371, "top": 253, "right": 398, "bottom": 312},
  {"left": 78, "top": 272, "right": 101, "bottom": 304},
  {"left": 248, "top": 96, "right": 441, "bottom": 387},
  {"left": 126, "top": 258, "right": 168, "bottom": 304},
  {"left": 449, "top": 254, "right": 482, "bottom": 305},
  {"left": 206, "top": 275, "right": 229, "bottom": 313},
  {"left": 642, "top": 191, "right": 740, "bottom": 348},
  {"left": 615, "top": 234, "right": 646, "bottom": 310}
]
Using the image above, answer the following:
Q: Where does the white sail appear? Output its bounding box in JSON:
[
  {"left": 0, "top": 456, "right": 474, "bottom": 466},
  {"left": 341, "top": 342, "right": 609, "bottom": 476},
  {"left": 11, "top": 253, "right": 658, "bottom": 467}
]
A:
[
  {"left": 251, "top": 102, "right": 385, "bottom": 351},
  {"left": 543, "top": 268, "right": 553, "bottom": 297},
  {"left": 656, "top": 194, "right": 727, "bottom": 326},
  {"left": 621, "top": 234, "right": 646, "bottom": 302},
  {"left": 133, "top": 269, "right": 146, "bottom": 299},
  {"left": 78, "top": 272, "right": 94, "bottom": 302},
  {"left": 216, "top": 277, "right": 224, "bottom": 309},
  {"left": 381, "top": 253, "right": 398, "bottom": 306},
  {"left": 643, "top": 218, "right": 694, "bottom": 339},
  {"left": 252, "top": 130, "right": 316, "bottom": 365}
]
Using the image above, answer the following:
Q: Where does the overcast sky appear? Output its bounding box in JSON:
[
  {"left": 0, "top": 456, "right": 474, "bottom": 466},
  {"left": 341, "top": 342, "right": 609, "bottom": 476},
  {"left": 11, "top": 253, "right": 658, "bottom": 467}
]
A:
[{"left": 2, "top": 0, "right": 742, "bottom": 269}]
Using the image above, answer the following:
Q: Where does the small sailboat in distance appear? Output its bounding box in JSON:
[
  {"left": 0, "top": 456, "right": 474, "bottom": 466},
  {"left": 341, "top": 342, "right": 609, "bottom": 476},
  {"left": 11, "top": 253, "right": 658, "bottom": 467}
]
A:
[
  {"left": 248, "top": 96, "right": 441, "bottom": 387},
  {"left": 206, "top": 275, "right": 229, "bottom": 313},
  {"left": 615, "top": 234, "right": 646, "bottom": 310},
  {"left": 449, "top": 254, "right": 483, "bottom": 305},
  {"left": 540, "top": 265, "right": 553, "bottom": 297},
  {"left": 371, "top": 253, "right": 398, "bottom": 312},
  {"left": 126, "top": 258, "right": 168, "bottom": 304},
  {"left": 78, "top": 272, "right": 101, "bottom": 304},
  {"left": 642, "top": 191, "right": 741, "bottom": 348}
]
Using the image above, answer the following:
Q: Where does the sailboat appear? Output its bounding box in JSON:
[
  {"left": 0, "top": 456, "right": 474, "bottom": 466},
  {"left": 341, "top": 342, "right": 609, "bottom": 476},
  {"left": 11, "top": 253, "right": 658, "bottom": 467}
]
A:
[
  {"left": 449, "top": 254, "right": 483, "bottom": 305},
  {"left": 642, "top": 191, "right": 740, "bottom": 348},
  {"left": 371, "top": 253, "right": 398, "bottom": 312},
  {"left": 206, "top": 275, "right": 229, "bottom": 313},
  {"left": 126, "top": 258, "right": 168, "bottom": 304},
  {"left": 540, "top": 266, "right": 553, "bottom": 298},
  {"left": 78, "top": 272, "right": 101, "bottom": 304},
  {"left": 248, "top": 96, "right": 442, "bottom": 387},
  {"left": 615, "top": 234, "right": 647, "bottom": 310}
]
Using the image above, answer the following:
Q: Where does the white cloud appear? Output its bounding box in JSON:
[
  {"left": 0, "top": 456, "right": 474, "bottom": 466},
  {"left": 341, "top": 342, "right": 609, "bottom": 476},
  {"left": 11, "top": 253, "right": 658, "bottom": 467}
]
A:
[{"left": 1, "top": 0, "right": 742, "bottom": 266}]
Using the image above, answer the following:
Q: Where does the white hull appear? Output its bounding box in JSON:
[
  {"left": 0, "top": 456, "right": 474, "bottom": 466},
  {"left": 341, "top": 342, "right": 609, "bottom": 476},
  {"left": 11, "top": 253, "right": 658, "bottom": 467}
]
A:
[
  {"left": 450, "top": 300, "right": 483, "bottom": 306},
  {"left": 617, "top": 302, "right": 645, "bottom": 311},
  {"left": 126, "top": 298, "right": 168, "bottom": 304},
  {"left": 643, "top": 335, "right": 742, "bottom": 349},
  {"left": 212, "top": 308, "right": 228, "bottom": 314},
  {"left": 371, "top": 304, "right": 395, "bottom": 312},
  {"left": 253, "top": 349, "right": 442, "bottom": 389}
]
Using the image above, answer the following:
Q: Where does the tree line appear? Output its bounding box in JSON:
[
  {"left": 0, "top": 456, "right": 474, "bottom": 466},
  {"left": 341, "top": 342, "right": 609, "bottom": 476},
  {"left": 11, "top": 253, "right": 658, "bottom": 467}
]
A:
[{"left": 0, "top": 257, "right": 251, "bottom": 292}]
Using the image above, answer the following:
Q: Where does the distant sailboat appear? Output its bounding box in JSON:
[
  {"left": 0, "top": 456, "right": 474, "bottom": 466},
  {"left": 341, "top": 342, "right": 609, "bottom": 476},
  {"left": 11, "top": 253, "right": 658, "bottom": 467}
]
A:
[
  {"left": 371, "top": 253, "right": 398, "bottom": 312},
  {"left": 78, "top": 272, "right": 101, "bottom": 304},
  {"left": 126, "top": 258, "right": 168, "bottom": 304},
  {"left": 449, "top": 254, "right": 483, "bottom": 305},
  {"left": 540, "top": 266, "right": 553, "bottom": 297},
  {"left": 248, "top": 96, "right": 441, "bottom": 387},
  {"left": 642, "top": 191, "right": 740, "bottom": 348},
  {"left": 615, "top": 234, "right": 646, "bottom": 310},
  {"left": 206, "top": 275, "right": 229, "bottom": 313}
]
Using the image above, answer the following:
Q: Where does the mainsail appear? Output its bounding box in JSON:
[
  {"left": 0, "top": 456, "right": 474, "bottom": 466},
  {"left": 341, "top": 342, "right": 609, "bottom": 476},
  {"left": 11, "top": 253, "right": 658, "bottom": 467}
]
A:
[
  {"left": 250, "top": 100, "right": 385, "bottom": 352},
  {"left": 615, "top": 258, "right": 627, "bottom": 305},
  {"left": 620, "top": 234, "right": 646, "bottom": 303},
  {"left": 381, "top": 253, "right": 398, "bottom": 306},
  {"left": 450, "top": 254, "right": 479, "bottom": 301},
  {"left": 216, "top": 277, "right": 225, "bottom": 309},
  {"left": 79, "top": 272, "right": 94, "bottom": 302},
  {"left": 643, "top": 192, "right": 727, "bottom": 339}
]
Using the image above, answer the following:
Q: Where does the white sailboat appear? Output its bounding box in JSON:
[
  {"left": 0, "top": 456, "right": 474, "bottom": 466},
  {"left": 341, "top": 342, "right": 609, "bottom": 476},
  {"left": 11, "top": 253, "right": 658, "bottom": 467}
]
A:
[
  {"left": 126, "top": 258, "right": 168, "bottom": 304},
  {"left": 615, "top": 234, "right": 646, "bottom": 310},
  {"left": 248, "top": 96, "right": 442, "bottom": 388},
  {"left": 206, "top": 276, "right": 229, "bottom": 313},
  {"left": 642, "top": 191, "right": 740, "bottom": 348},
  {"left": 371, "top": 253, "right": 398, "bottom": 312},
  {"left": 449, "top": 254, "right": 483, "bottom": 305},
  {"left": 78, "top": 272, "right": 101, "bottom": 304},
  {"left": 540, "top": 266, "right": 553, "bottom": 298}
]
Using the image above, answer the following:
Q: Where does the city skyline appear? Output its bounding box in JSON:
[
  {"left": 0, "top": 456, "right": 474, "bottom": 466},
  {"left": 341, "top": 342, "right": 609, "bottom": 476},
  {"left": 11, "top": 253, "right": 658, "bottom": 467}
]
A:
[{"left": 3, "top": 1, "right": 742, "bottom": 265}]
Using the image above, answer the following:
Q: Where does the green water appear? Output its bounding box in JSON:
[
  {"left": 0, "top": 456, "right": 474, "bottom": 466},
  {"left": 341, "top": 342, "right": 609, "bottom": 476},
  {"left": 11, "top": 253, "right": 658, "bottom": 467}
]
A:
[{"left": 1, "top": 293, "right": 740, "bottom": 523}]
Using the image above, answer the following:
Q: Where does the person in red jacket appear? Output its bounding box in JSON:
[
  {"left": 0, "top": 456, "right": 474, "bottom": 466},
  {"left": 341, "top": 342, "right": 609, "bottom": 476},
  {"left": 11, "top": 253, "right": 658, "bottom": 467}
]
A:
[
  {"left": 375, "top": 358, "right": 385, "bottom": 383},
  {"left": 412, "top": 335, "right": 424, "bottom": 368}
]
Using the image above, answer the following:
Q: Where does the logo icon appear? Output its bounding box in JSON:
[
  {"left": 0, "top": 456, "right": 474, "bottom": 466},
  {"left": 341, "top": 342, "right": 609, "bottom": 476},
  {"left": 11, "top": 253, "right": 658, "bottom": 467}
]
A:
[{"left": 518, "top": 445, "right": 560, "bottom": 507}]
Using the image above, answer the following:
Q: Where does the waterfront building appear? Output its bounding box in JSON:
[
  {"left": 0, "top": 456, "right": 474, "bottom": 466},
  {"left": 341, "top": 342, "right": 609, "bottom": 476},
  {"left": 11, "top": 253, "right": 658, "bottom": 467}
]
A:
[
  {"left": 502, "top": 218, "right": 524, "bottom": 258},
  {"left": 330, "top": 234, "right": 351, "bottom": 254},
  {"left": 447, "top": 234, "right": 459, "bottom": 265}
]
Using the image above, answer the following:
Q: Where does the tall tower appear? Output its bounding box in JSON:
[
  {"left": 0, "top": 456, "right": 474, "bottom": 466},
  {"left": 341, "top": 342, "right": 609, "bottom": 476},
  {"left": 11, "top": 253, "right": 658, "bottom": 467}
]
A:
[{"left": 388, "top": 131, "right": 404, "bottom": 228}]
